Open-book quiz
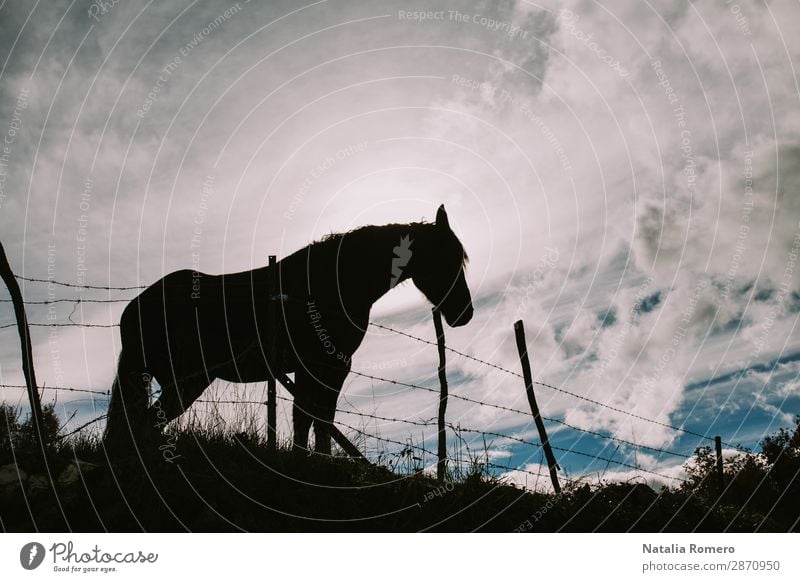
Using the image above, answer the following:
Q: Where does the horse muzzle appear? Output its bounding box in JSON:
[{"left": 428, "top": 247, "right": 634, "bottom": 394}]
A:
[{"left": 444, "top": 304, "right": 473, "bottom": 327}]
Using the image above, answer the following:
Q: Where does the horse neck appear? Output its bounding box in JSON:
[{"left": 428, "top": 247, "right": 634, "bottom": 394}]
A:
[{"left": 340, "top": 222, "right": 428, "bottom": 309}]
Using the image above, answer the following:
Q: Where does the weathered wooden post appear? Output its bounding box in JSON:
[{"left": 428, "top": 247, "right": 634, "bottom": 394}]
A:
[
  {"left": 433, "top": 309, "right": 448, "bottom": 481},
  {"left": 266, "top": 254, "right": 277, "bottom": 451},
  {"left": 0, "top": 241, "right": 46, "bottom": 446},
  {"left": 714, "top": 435, "right": 724, "bottom": 495},
  {"left": 514, "top": 320, "right": 560, "bottom": 494}
]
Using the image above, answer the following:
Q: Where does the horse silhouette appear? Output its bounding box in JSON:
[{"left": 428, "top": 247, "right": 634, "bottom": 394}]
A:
[{"left": 104, "top": 205, "right": 473, "bottom": 456}]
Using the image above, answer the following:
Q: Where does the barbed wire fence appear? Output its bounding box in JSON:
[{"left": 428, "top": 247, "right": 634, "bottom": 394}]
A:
[{"left": 1, "top": 272, "right": 735, "bottom": 489}]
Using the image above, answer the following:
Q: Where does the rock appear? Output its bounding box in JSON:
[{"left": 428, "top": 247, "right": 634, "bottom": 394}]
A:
[
  {"left": 28, "top": 474, "right": 50, "bottom": 493},
  {"left": 58, "top": 464, "right": 81, "bottom": 486},
  {"left": 0, "top": 463, "right": 27, "bottom": 486},
  {"left": 0, "top": 464, "right": 28, "bottom": 501},
  {"left": 58, "top": 460, "right": 98, "bottom": 486}
]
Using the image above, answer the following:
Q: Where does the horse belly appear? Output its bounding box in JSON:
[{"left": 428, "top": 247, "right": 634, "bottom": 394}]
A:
[{"left": 214, "top": 352, "right": 272, "bottom": 383}]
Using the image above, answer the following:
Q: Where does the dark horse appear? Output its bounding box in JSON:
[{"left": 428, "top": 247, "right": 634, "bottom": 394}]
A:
[{"left": 103, "top": 205, "right": 473, "bottom": 456}]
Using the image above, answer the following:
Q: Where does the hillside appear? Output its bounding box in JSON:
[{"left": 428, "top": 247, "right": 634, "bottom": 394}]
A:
[{"left": 1, "top": 405, "right": 799, "bottom": 532}]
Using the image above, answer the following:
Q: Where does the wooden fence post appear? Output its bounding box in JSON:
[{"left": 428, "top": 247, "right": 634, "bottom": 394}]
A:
[
  {"left": 433, "top": 309, "right": 448, "bottom": 482},
  {"left": 514, "top": 320, "right": 561, "bottom": 494},
  {"left": 266, "top": 255, "right": 277, "bottom": 451},
  {"left": 0, "top": 241, "right": 46, "bottom": 446},
  {"left": 714, "top": 435, "right": 724, "bottom": 495}
]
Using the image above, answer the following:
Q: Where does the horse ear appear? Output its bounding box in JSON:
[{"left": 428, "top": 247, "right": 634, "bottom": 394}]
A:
[{"left": 436, "top": 204, "right": 450, "bottom": 230}]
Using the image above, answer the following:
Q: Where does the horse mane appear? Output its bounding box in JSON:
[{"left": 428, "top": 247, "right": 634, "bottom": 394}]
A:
[
  {"left": 314, "top": 221, "right": 427, "bottom": 244},
  {"left": 311, "top": 221, "right": 469, "bottom": 266}
]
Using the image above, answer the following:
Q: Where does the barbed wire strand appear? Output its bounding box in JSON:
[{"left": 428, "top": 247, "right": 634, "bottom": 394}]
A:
[
  {"left": 369, "top": 322, "right": 523, "bottom": 378},
  {"left": 447, "top": 426, "right": 686, "bottom": 482},
  {"left": 347, "top": 369, "right": 693, "bottom": 458},
  {"left": 335, "top": 420, "right": 556, "bottom": 481},
  {"left": 0, "top": 376, "right": 693, "bottom": 460},
  {"left": 0, "top": 277, "right": 722, "bottom": 463},
  {"left": 0, "top": 275, "right": 741, "bottom": 448},
  {"left": 369, "top": 322, "right": 730, "bottom": 447},
  {"left": 0, "top": 383, "right": 110, "bottom": 396},
  {"left": 195, "top": 393, "right": 689, "bottom": 460},
  {"left": 1, "top": 384, "right": 686, "bottom": 482},
  {"left": 0, "top": 322, "right": 119, "bottom": 329},
  {"left": 0, "top": 298, "right": 131, "bottom": 305},
  {"left": 191, "top": 395, "right": 686, "bottom": 479},
  {"left": 14, "top": 275, "right": 146, "bottom": 291}
]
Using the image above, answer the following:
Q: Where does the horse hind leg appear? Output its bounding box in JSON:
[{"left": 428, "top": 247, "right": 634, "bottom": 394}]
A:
[
  {"left": 296, "top": 365, "right": 350, "bottom": 457},
  {"left": 103, "top": 348, "right": 155, "bottom": 457}
]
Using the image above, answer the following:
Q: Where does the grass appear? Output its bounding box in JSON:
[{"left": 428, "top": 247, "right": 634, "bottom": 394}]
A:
[{"left": 1, "top": 402, "right": 799, "bottom": 532}]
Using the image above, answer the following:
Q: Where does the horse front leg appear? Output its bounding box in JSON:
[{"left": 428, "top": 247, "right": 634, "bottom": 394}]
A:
[
  {"left": 104, "top": 348, "right": 154, "bottom": 456},
  {"left": 292, "top": 364, "right": 349, "bottom": 456},
  {"left": 148, "top": 367, "right": 211, "bottom": 462},
  {"left": 292, "top": 390, "right": 313, "bottom": 453},
  {"left": 312, "top": 365, "right": 350, "bottom": 456},
  {"left": 312, "top": 390, "right": 337, "bottom": 457},
  {"left": 151, "top": 375, "right": 209, "bottom": 427}
]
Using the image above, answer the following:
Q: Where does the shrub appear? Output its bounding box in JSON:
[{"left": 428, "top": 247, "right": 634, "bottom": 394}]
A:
[{"left": 0, "top": 402, "right": 61, "bottom": 464}]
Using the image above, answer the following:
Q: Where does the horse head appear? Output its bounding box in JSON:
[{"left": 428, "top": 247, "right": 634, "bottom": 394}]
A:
[{"left": 410, "top": 205, "right": 474, "bottom": 327}]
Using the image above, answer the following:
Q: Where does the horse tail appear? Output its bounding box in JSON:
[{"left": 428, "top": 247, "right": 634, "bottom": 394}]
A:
[{"left": 103, "top": 348, "right": 152, "bottom": 457}]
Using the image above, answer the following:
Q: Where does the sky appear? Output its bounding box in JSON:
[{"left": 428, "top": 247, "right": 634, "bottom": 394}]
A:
[{"left": 1, "top": 0, "right": 799, "bottom": 490}]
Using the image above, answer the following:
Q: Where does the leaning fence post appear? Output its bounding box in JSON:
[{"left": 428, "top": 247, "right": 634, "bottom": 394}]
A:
[
  {"left": 514, "top": 320, "right": 560, "bottom": 494},
  {"left": 714, "top": 435, "right": 724, "bottom": 495},
  {"left": 266, "top": 254, "right": 277, "bottom": 451},
  {"left": 433, "top": 309, "right": 448, "bottom": 481},
  {"left": 0, "top": 241, "right": 46, "bottom": 446}
]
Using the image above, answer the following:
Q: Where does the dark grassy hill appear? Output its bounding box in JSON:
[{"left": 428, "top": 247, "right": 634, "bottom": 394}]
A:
[{"left": 1, "top": 404, "right": 798, "bottom": 532}]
